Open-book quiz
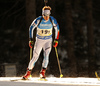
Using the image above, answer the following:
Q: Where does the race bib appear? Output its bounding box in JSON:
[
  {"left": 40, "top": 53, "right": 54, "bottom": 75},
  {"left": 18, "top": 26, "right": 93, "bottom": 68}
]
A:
[{"left": 37, "top": 29, "right": 52, "bottom": 36}]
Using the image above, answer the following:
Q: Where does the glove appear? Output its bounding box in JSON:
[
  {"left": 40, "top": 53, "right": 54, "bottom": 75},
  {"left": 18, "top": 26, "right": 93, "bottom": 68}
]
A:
[
  {"left": 29, "top": 38, "right": 34, "bottom": 48},
  {"left": 53, "top": 39, "right": 58, "bottom": 47}
]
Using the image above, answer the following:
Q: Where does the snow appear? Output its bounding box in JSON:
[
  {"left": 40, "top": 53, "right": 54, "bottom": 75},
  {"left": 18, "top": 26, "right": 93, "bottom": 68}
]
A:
[{"left": 0, "top": 77, "right": 100, "bottom": 86}]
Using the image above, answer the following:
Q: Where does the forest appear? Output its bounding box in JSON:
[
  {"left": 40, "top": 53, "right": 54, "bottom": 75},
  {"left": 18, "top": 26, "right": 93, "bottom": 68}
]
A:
[{"left": 0, "top": 0, "right": 100, "bottom": 77}]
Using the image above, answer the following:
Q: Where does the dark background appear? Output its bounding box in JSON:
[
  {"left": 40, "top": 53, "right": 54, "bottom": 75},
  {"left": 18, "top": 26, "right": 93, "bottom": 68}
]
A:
[{"left": 0, "top": 0, "right": 100, "bottom": 77}]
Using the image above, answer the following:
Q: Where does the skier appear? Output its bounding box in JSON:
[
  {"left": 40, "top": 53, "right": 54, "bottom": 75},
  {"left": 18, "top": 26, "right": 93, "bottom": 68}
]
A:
[{"left": 23, "top": 6, "right": 60, "bottom": 80}]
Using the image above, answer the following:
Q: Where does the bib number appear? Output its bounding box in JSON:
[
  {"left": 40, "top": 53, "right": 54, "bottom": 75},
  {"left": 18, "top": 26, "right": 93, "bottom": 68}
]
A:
[{"left": 37, "top": 29, "right": 52, "bottom": 36}]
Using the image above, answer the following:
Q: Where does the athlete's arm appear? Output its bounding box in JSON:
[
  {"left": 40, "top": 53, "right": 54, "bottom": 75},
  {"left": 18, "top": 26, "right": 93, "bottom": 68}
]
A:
[
  {"left": 52, "top": 17, "right": 60, "bottom": 40},
  {"left": 29, "top": 16, "right": 42, "bottom": 39},
  {"left": 29, "top": 18, "right": 37, "bottom": 39}
]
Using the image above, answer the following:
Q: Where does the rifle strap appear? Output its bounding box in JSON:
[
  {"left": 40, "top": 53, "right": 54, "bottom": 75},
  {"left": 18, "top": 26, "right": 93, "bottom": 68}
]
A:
[{"left": 37, "top": 16, "right": 54, "bottom": 28}]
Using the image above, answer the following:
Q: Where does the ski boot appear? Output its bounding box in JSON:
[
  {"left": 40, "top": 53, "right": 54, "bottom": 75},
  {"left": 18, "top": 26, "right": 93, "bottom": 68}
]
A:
[
  {"left": 22, "top": 68, "right": 32, "bottom": 80},
  {"left": 40, "top": 68, "right": 46, "bottom": 79}
]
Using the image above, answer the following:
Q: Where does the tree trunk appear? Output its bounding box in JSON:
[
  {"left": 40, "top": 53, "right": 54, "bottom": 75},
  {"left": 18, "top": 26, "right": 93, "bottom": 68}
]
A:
[
  {"left": 86, "top": 0, "right": 96, "bottom": 77},
  {"left": 26, "top": 0, "right": 36, "bottom": 27},
  {"left": 25, "top": 0, "right": 36, "bottom": 71},
  {"left": 49, "top": 0, "right": 56, "bottom": 16},
  {"left": 65, "top": 0, "right": 77, "bottom": 77}
]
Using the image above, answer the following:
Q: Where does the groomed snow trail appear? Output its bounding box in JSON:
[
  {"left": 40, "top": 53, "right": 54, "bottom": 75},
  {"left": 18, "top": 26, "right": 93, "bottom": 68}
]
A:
[{"left": 0, "top": 77, "right": 100, "bottom": 86}]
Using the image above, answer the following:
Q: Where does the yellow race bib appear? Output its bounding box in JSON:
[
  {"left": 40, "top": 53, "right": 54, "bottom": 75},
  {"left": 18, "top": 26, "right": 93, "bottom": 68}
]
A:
[{"left": 37, "top": 29, "right": 52, "bottom": 36}]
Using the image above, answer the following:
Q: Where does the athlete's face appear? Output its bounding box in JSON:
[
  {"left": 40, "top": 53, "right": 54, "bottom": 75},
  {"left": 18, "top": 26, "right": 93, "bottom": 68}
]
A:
[
  {"left": 43, "top": 16, "right": 50, "bottom": 21},
  {"left": 42, "top": 9, "right": 50, "bottom": 21}
]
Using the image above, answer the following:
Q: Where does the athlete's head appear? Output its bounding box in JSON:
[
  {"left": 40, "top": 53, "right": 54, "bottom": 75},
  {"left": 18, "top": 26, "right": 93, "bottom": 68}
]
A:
[{"left": 42, "top": 6, "right": 51, "bottom": 16}]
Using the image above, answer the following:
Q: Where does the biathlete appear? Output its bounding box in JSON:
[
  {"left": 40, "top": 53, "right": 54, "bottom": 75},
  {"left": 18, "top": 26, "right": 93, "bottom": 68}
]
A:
[{"left": 23, "top": 6, "right": 60, "bottom": 80}]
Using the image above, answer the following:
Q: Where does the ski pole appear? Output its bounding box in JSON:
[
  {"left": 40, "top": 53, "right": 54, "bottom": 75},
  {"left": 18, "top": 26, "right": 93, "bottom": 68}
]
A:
[
  {"left": 95, "top": 71, "right": 100, "bottom": 80},
  {"left": 30, "top": 48, "right": 32, "bottom": 77},
  {"left": 30, "top": 48, "right": 32, "bottom": 61},
  {"left": 55, "top": 47, "right": 63, "bottom": 78}
]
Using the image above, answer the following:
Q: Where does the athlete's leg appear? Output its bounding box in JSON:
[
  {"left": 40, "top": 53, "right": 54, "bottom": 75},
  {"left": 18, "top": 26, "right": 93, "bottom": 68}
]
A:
[
  {"left": 28, "top": 38, "right": 44, "bottom": 70},
  {"left": 23, "top": 38, "right": 45, "bottom": 79},
  {"left": 40, "top": 39, "right": 52, "bottom": 78},
  {"left": 42, "top": 39, "right": 52, "bottom": 68}
]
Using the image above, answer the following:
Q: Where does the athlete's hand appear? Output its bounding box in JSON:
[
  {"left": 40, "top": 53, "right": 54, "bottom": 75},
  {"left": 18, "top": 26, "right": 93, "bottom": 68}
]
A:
[
  {"left": 53, "top": 39, "right": 58, "bottom": 47},
  {"left": 29, "top": 39, "right": 34, "bottom": 48}
]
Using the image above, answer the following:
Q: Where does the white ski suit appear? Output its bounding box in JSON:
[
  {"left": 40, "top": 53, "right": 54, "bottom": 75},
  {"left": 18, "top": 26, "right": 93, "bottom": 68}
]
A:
[{"left": 28, "top": 16, "right": 60, "bottom": 69}]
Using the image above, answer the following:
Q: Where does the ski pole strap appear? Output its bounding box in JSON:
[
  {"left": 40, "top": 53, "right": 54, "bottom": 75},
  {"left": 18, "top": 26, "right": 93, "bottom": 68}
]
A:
[{"left": 54, "top": 40, "right": 58, "bottom": 43}]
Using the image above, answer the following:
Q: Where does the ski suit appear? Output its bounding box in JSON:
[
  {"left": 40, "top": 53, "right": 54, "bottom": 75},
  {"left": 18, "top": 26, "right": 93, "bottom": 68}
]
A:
[{"left": 28, "top": 16, "right": 60, "bottom": 70}]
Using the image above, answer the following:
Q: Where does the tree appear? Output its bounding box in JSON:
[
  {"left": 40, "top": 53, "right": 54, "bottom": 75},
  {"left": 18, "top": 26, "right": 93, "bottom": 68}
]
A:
[
  {"left": 25, "top": 0, "right": 37, "bottom": 73},
  {"left": 26, "top": 0, "right": 36, "bottom": 27},
  {"left": 86, "top": 0, "right": 96, "bottom": 77},
  {"left": 65, "top": 0, "right": 77, "bottom": 76},
  {"left": 49, "top": 0, "right": 56, "bottom": 16}
]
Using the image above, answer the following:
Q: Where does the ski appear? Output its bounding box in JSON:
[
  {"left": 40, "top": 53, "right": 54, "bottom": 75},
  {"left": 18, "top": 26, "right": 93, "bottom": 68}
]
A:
[
  {"left": 10, "top": 78, "right": 30, "bottom": 81},
  {"left": 37, "top": 78, "right": 48, "bottom": 81},
  {"left": 10, "top": 78, "right": 48, "bottom": 81}
]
